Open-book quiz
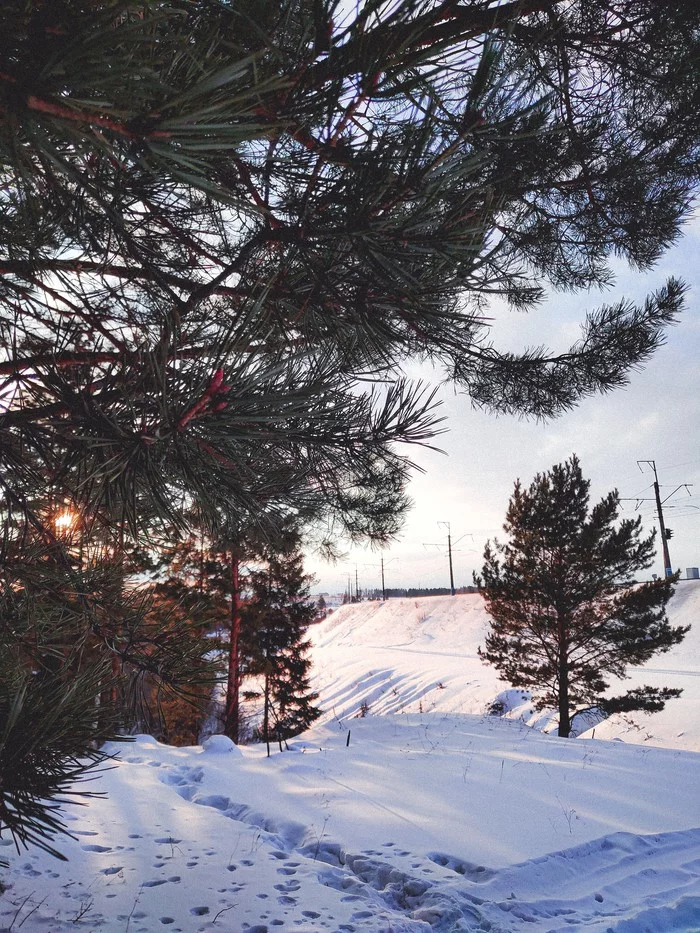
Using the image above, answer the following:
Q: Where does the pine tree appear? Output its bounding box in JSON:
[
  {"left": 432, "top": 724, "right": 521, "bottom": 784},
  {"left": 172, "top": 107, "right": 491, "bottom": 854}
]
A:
[
  {"left": 0, "top": 0, "right": 697, "bottom": 545},
  {"left": 2, "top": 0, "right": 700, "bottom": 855},
  {"left": 151, "top": 521, "right": 246, "bottom": 742},
  {"left": 477, "top": 456, "right": 688, "bottom": 737},
  {"left": 241, "top": 530, "right": 321, "bottom": 752},
  {"left": 0, "top": 506, "right": 122, "bottom": 862},
  {"left": 0, "top": 493, "right": 218, "bottom": 859},
  {"left": 134, "top": 536, "right": 227, "bottom": 744}
]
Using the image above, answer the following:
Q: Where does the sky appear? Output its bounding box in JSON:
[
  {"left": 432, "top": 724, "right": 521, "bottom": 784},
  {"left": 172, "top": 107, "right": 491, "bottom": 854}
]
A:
[{"left": 307, "top": 215, "right": 700, "bottom": 594}]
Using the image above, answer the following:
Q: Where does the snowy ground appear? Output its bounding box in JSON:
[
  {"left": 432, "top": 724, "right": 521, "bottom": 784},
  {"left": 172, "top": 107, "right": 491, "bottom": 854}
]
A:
[
  {"left": 310, "top": 582, "right": 700, "bottom": 751},
  {"left": 1, "top": 586, "right": 699, "bottom": 931}
]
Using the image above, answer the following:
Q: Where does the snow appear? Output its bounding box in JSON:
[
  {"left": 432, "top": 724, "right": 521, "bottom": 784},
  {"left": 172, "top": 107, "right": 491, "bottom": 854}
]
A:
[
  {"left": 1, "top": 585, "right": 699, "bottom": 931},
  {"left": 309, "top": 583, "right": 700, "bottom": 752}
]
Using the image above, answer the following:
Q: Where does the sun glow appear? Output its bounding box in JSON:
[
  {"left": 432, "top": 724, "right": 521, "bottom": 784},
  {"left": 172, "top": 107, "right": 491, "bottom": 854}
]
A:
[{"left": 55, "top": 510, "right": 76, "bottom": 532}]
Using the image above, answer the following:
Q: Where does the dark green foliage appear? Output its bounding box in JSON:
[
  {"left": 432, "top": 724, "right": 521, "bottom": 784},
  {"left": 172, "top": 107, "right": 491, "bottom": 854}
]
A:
[
  {"left": 0, "top": 531, "right": 121, "bottom": 862},
  {"left": 477, "top": 457, "right": 688, "bottom": 737},
  {"left": 0, "top": 511, "right": 218, "bottom": 859},
  {"left": 0, "top": 655, "right": 116, "bottom": 863},
  {"left": 0, "top": 0, "right": 697, "bottom": 552},
  {"left": 1, "top": 0, "right": 700, "bottom": 858},
  {"left": 241, "top": 529, "right": 321, "bottom": 746},
  {"left": 143, "top": 529, "right": 233, "bottom": 742}
]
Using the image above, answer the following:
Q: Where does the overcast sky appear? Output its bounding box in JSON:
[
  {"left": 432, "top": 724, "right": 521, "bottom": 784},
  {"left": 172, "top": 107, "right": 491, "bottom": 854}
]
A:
[{"left": 307, "top": 216, "right": 700, "bottom": 595}]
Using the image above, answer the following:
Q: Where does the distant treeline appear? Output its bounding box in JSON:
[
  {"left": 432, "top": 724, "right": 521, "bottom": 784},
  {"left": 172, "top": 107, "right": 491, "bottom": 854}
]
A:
[{"left": 368, "top": 586, "right": 477, "bottom": 599}]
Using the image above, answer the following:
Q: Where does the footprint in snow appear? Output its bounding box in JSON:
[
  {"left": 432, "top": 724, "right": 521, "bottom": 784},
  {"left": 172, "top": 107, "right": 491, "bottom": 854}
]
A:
[
  {"left": 274, "top": 881, "right": 300, "bottom": 893},
  {"left": 190, "top": 906, "right": 209, "bottom": 916},
  {"left": 82, "top": 844, "right": 112, "bottom": 852},
  {"left": 427, "top": 851, "right": 495, "bottom": 881},
  {"left": 159, "top": 765, "right": 204, "bottom": 789},
  {"left": 102, "top": 866, "right": 123, "bottom": 875}
]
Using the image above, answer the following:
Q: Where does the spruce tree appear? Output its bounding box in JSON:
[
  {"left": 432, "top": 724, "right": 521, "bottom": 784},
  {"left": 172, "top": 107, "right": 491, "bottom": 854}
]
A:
[
  {"left": 241, "top": 530, "right": 321, "bottom": 751},
  {"left": 477, "top": 456, "right": 688, "bottom": 737}
]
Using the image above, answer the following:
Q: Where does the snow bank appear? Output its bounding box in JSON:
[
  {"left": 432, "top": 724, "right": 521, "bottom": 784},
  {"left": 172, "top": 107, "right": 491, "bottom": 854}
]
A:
[
  {"left": 310, "top": 585, "right": 700, "bottom": 750},
  {"left": 2, "top": 586, "right": 699, "bottom": 931},
  {"left": 3, "top": 720, "right": 700, "bottom": 931}
]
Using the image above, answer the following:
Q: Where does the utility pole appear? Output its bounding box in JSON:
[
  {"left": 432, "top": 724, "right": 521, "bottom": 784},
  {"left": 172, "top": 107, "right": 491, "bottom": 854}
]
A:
[
  {"left": 355, "top": 564, "right": 360, "bottom": 602},
  {"left": 362, "top": 555, "right": 397, "bottom": 600},
  {"left": 440, "top": 521, "right": 456, "bottom": 596},
  {"left": 423, "top": 523, "right": 472, "bottom": 596},
  {"left": 651, "top": 465, "right": 672, "bottom": 578},
  {"left": 621, "top": 461, "right": 693, "bottom": 579}
]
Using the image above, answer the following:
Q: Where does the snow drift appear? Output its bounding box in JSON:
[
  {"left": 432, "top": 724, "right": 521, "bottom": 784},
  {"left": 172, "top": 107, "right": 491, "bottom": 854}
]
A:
[{"left": 1, "top": 585, "right": 698, "bottom": 931}]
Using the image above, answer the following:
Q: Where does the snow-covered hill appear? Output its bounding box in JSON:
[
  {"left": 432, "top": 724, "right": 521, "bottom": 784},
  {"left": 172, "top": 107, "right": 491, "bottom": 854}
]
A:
[
  {"left": 1, "top": 584, "right": 699, "bottom": 931},
  {"left": 310, "top": 582, "right": 700, "bottom": 751}
]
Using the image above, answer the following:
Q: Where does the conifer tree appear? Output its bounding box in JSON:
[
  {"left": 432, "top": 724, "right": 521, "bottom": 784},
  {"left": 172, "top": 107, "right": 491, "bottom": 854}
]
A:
[
  {"left": 135, "top": 537, "right": 226, "bottom": 744},
  {"left": 2, "top": 0, "right": 700, "bottom": 855},
  {"left": 477, "top": 456, "right": 688, "bottom": 737},
  {"left": 241, "top": 530, "right": 321, "bottom": 751},
  {"left": 0, "top": 494, "right": 217, "bottom": 859},
  {"left": 150, "top": 521, "right": 245, "bottom": 742}
]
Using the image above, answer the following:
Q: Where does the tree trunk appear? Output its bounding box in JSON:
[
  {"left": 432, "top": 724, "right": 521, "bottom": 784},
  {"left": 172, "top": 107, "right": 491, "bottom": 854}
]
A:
[
  {"left": 224, "top": 549, "right": 241, "bottom": 742},
  {"left": 557, "top": 614, "right": 571, "bottom": 737},
  {"left": 263, "top": 668, "right": 271, "bottom": 758}
]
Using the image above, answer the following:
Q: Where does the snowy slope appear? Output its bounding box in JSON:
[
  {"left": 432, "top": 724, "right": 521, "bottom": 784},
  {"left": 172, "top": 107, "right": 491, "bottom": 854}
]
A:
[
  {"left": 309, "top": 582, "right": 700, "bottom": 750},
  {"left": 1, "top": 585, "right": 699, "bottom": 932},
  {"left": 2, "top": 723, "right": 700, "bottom": 932}
]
